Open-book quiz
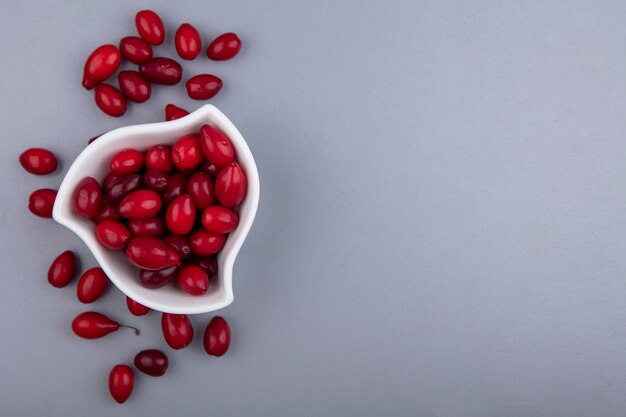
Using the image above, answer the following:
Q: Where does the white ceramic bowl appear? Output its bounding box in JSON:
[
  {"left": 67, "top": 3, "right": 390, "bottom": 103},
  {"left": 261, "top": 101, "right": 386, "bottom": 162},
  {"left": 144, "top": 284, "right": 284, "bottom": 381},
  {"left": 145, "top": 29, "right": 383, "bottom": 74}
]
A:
[{"left": 53, "top": 104, "right": 260, "bottom": 314}]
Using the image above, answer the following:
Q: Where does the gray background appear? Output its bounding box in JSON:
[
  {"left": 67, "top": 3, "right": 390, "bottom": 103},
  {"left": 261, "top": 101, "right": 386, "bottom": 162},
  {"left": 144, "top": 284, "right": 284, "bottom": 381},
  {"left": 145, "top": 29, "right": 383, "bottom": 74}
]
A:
[{"left": 1, "top": 0, "right": 626, "bottom": 416}]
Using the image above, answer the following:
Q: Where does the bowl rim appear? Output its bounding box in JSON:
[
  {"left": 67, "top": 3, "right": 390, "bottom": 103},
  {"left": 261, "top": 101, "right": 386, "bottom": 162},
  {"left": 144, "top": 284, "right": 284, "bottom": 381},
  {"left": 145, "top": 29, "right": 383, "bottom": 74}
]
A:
[{"left": 52, "top": 104, "right": 260, "bottom": 314}]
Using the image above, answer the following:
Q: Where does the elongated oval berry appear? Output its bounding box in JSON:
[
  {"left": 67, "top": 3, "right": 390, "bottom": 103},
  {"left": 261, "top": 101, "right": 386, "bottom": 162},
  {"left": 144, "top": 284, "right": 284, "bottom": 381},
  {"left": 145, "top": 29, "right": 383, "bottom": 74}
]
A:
[
  {"left": 192, "top": 255, "right": 218, "bottom": 277},
  {"left": 126, "top": 296, "right": 150, "bottom": 316},
  {"left": 126, "top": 236, "right": 179, "bottom": 270},
  {"left": 119, "top": 36, "right": 153, "bottom": 64},
  {"left": 171, "top": 134, "right": 202, "bottom": 170},
  {"left": 95, "top": 84, "right": 127, "bottom": 117},
  {"left": 128, "top": 216, "right": 165, "bottom": 237},
  {"left": 163, "top": 173, "right": 187, "bottom": 204},
  {"left": 188, "top": 229, "right": 226, "bottom": 256},
  {"left": 29, "top": 188, "right": 57, "bottom": 218},
  {"left": 76, "top": 267, "right": 109, "bottom": 303},
  {"left": 139, "top": 57, "right": 182, "bottom": 85},
  {"left": 163, "top": 235, "right": 191, "bottom": 259},
  {"left": 202, "top": 206, "right": 238, "bottom": 233},
  {"left": 118, "top": 190, "right": 162, "bottom": 220},
  {"left": 103, "top": 171, "right": 121, "bottom": 189},
  {"left": 203, "top": 316, "right": 231, "bottom": 356},
  {"left": 186, "top": 172, "right": 215, "bottom": 210},
  {"left": 175, "top": 23, "right": 201, "bottom": 60},
  {"left": 186, "top": 74, "right": 222, "bottom": 100},
  {"left": 82, "top": 44, "right": 122, "bottom": 89},
  {"left": 106, "top": 174, "right": 142, "bottom": 203},
  {"left": 109, "top": 365, "right": 134, "bottom": 404},
  {"left": 72, "top": 312, "right": 125, "bottom": 339},
  {"left": 136, "top": 10, "right": 165, "bottom": 45},
  {"left": 139, "top": 265, "right": 179, "bottom": 288},
  {"left": 143, "top": 169, "right": 168, "bottom": 191},
  {"left": 48, "top": 250, "right": 77, "bottom": 288},
  {"left": 118, "top": 71, "right": 151, "bottom": 103},
  {"left": 96, "top": 219, "right": 131, "bottom": 249},
  {"left": 178, "top": 265, "right": 209, "bottom": 295},
  {"left": 145, "top": 145, "right": 173, "bottom": 173},
  {"left": 161, "top": 313, "right": 193, "bottom": 349},
  {"left": 165, "top": 195, "right": 196, "bottom": 235},
  {"left": 206, "top": 33, "right": 241, "bottom": 61},
  {"left": 74, "top": 177, "right": 103, "bottom": 218},
  {"left": 110, "top": 149, "right": 144, "bottom": 175},
  {"left": 200, "top": 124, "right": 235, "bottom": 168},
  {"left": 19, "top": 148, "right": 57, "bottom": 175},
  {"left": 215, "top": 162, "right": 247, "bottom": 207},
  {"left": 134, "top": 349, "right": 168, "bottom": 377},
  {"left": 165, "top": 104, "right": 189, "bottom": 121}
]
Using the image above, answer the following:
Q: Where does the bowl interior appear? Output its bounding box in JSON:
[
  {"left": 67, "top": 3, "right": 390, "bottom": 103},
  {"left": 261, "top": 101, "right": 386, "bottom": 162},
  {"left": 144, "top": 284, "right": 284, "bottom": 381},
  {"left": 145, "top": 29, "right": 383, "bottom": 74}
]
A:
[{"left": 53, "top": 105, "right": 259, "bottom": 314}]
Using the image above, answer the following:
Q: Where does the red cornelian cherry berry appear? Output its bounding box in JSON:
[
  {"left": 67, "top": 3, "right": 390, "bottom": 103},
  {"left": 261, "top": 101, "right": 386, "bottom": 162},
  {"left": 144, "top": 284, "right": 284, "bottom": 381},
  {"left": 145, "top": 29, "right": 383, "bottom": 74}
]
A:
[
  {"left": 48, "top": 250, "right": 77, "bottom": 288},
  {"left": 76, "top": 267, "right": 109, "bottom": 303},
  {"left": 134, "top": 349, "right": 168, "bottom": 377},
  {"left": 118, "top": 71, "right": 151, "bottom": 103},
  {"left": 139, "top": 265, "right": 179, "bottom": 289},
  {"left": 128, "top": 216, "right": 165, "bottom": 237},
  {"left": 135, "top": 10, "right": 165, "bottom": 45},
  {"left": 165, "top": 104, "right": 189, "bottom": 121},
  {"left": 106, "top": 174, "right": 142, "bottom": 203},
  {"left": 118, "top": 190, "right": 162, "bottom": 220},
  {"left": 119, "top": 36, "right": 153, "bottom": 64},
  {"left": 201, "top": 206, "right": 238, "bottom": 233},
  {"left": 163, "top": 235, "right": 191, "bottom": 259},
  {"left": 126, "top": 236, "right": 179, "bottom": 270},
  {"left": 188, "top": 229, "right": 226, "bottom": 256},
  {"left": 109, "top": 365, "right": 134, "bottom": 404},
  {"left": 145, "top": 145, "right": 173, "bottom": 173},
  {"left": 126, "top": 296, "right": 150, "bottom": 316},
  {"left": 192, "top": 255, "right": 218, "bottom": 277},
  {"left": 19, "top": 148, "right": 57, "bottom": 175},
  {"left": 72, "top": 311, "right": 139, "bottom": 339},
  {"left": 143, "top": 168, "right": 168, "bottom": 191},
  {"left": 74, "top": 177, "right": 103, "bottom": 218},
  {"left": 175, "top": 23, "right": 201, "bottom": 60},
  {"left": 177, "top": 265, "right": 209, "bottom": 295},
  {"left": 206, "top": 33, "right": 241, "bottom": 61},
  {"left": 161, "top": 313, "right": 193, "bottom": 349},
  {"left": 93, "top": 200, "right": 120, "bottom": 223},
  {"left": 96, "top": 219, "right": 131, "bottom": 250},
  {"left": 199, "top": 160, "right": 220, "bottom": 176},
  {"left": 139, "top": 57, "right": 182, "bottom": 85},
  {"left": 110, "top": 149, "right": 144, "bottom": 175},
  {"left": 186, "top": 172, "right": 215, "bottom": 209},
  {"left": 95, "top": 84, "right": 127, "bottom": 117},
  {"left": 186, "top": 74, "right": 222, "bottom": 100},
  {"left": 165, "top": 195, "right": 196, "bottom": 235},
  {"left": 215, "top": 162, "right": 247, "bottom": 207},
  {"left": 203, "top": 316, "right": 231, "bottom": 356},
  {"left": 82, "top": 44, "right": 122, "bottom": 89},
  {"left": 200, "top": 124, "right": 235, "bottom": 168},
  {"left": 163, "top": 173, "right": 188, "bottom": 204},
  {"left": 171, "top": 134, "right": 203, "bottom": 170},
  {"left": 28, "top": 188, "right": 57, "bottom": 218}
]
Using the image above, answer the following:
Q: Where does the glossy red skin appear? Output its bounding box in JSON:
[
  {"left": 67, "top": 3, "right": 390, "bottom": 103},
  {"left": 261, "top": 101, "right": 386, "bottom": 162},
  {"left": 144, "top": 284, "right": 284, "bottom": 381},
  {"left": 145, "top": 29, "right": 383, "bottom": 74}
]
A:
[
  {"left": 76, "top": 267, "right": 109, "bottom": 303},
  {"left": 92, "top": 200, "right": 120, "bottom": 223},
  {"left": 178, "top": 265, "right": 209, "bottom": 295},
  {"left": 126, "top": 296, "right": 150, "bottom": 316},
  {"left": 119, "top": 36, "right": 153, "bottom": 64},
  {"left": 118, "top": 71, "right": 151, "bottom": 103},
  {"left": 28, "top": 188, "right": 57, "bottom": 218},
  {"left": 165, "top": 195, "right": 196, "bottom": 235},
  {"left": 74, "top": 177, "right": 103, "bottom": 218},
  {"left": 185, "top": 172, "right": 215, "bottom": 209},
  {"left": 48, "top": 250, "right": 77, "bottom": 288},
  {"left": 175, "top": 23, "right": 201, "bottom": 60},
  {"left": 163, "top": 173, "right": 188, "bottom": 204},
  {"left": 198, "top": 161, "right": 218, "bottom": 177},
  {"left": 139, "top": 57, "right": 182, "bottom": 85},
  {"left": 110, "top": 149, "right": 144, "bottom": 174},
  {"left": 143, "top": 168, "right": 168, "bottom": 191},
  {"left": 188, "top": 229, "right": 226, "bottom": 256},
  {"left": 163, "top": 235, "right": 191, "bottom": 259},
  {"left": 95, "top": 84, "right": 127, "bottom": 117},
  {"left": 191, "top": 255, "right": 218, "bottom": 277},
  {"left": 135, "top": 10, "right": 164, "bottom": 45},
  {"left": 200, "top": 124, "right": 235, "bottom": 168},
  {"left": 82, "top": 44, "right": 122, "bottom": 89},
  {"left": 109, "top": 365, "right": 134, "bottom": 404},
  {"left": 203, "top": 316, "right": 231, "bottom": 356},
  {"left": 145, "top": 145, "right": 173, "bottom": 173},
  {"left": 129, "top": 216, "right": 165, "bottom": 237},
  {"left": 161, "top": 313, "right": 193, "bottom": 349},
  {"left": 72, "top": 311, "right": 119, "bottom": 339},
  {"left": 186, "top": 74, "right": 222, "bottom": 100},
  {"left": 139, "top": 265, "right": 178, "bottom": 288},
  {"left": 106, "top": 174, "right": 142, "bottom": 203},
  {"left": 171, "top": 135, "right": 202, "bottom": 170},
  {"left": 103, "top": 171, "right": 121, "bottom": 189},
  {"left": 134, "top": 349, "right": 169, "bottom": 377},
  {"left": 118, "top": 190, "right": 162, "bottom": 220},
  {"left": 19, "top": 148, "right": 57, "bottom": 175},
  {"left": 215, "top": 162, "right": 247, "bottom": 207},
  {"left": 206, "top": 33, "right": 241, "bottom": 61},
  {"left": 202, "top": 206, "right": 238, "bottom": 233},
  {"left": 96, "top": 219, "right": 131, "bottom": 249},
  {"left": 165, "top": 104, "right": 189, "bottom": 121},
  {"left": 126, "top": 236, "right": 179, "bottom": 270}
]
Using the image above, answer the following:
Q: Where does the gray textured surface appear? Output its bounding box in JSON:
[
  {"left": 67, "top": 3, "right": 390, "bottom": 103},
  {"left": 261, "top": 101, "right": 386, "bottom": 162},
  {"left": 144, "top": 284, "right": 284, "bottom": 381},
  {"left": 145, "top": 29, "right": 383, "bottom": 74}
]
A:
[{"left": 1, "top": 0, "right": 626, "bottom": 416}]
